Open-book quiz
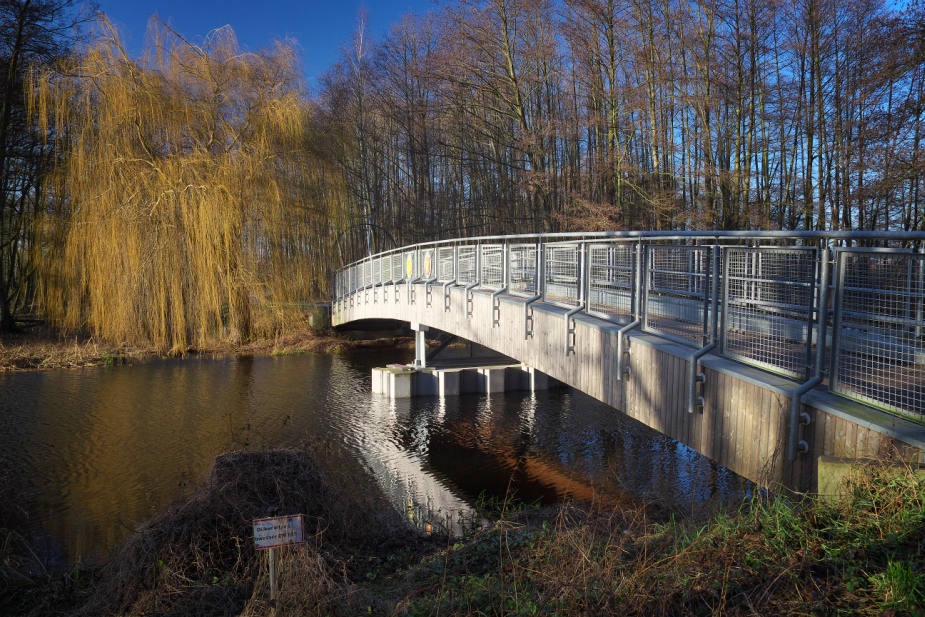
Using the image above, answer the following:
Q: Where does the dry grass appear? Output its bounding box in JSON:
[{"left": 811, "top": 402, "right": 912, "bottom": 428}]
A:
[
  {"left": 0, "top": 330, "right": 151, "bottom": 370},
  {"left": 65, "top": 445, "right": 420, "bottom": 617},
  {"left": 0, "top": 324, "right": 414, "bottom": 371}
]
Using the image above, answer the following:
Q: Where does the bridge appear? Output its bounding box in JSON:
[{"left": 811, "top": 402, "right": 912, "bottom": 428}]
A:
[{"left": 332, "top": 231, "right": 925, "bottom": 494}]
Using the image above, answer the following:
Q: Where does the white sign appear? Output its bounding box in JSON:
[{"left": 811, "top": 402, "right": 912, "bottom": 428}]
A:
[{"left": 253, "top": 515, "right": 305, "bottom": 550}]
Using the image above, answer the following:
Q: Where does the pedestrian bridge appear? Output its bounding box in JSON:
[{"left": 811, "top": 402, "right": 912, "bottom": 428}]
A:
[{"left": 332, "top": 231, "right": 925, "bottom": 493}]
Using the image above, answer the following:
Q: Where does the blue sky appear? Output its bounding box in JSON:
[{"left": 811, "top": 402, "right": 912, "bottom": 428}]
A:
[{"left": 95, "top": 0, "right": 437, "bottom": 84}]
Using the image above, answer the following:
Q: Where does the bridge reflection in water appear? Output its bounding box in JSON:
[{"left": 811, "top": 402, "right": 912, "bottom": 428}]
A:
[{"left": 334, "top": 230, "right": 925, "bottom": 494}]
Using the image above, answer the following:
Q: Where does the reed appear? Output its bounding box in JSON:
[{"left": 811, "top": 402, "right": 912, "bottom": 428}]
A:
[{"left": 30, "top": 19, "right": 348, "bottom": 353}]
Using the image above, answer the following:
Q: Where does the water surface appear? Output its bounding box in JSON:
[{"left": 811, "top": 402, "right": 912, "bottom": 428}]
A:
[{"left": 0, "top": 350, "right": 746, "bottom": 567}]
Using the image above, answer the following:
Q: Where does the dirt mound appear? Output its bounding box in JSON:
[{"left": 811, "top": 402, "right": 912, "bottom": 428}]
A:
[{"left": 74, "top": 444, "right": 412, "bottom": 616}]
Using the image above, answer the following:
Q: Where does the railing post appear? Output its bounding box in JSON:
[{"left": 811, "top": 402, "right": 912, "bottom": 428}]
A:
[
  {"left": 720, "top": 245, "right": 730, "bottom": 355},
  {"left": 425, "top": 249, "right": 433, "bottom": 307},
  {"left": 564, "top": 243, "right": 586, "bottom": 356},
  {"left": 492, "top": 241, "right": 509, "bottom": 327},
  {"left": 443, "top": 244, "right": 457, "bottom": 312},
  {"left": 828, "top": 247, "right": 844, "bottom": 396},
  {"left": 815, "top": 246, "right": 831, "bottom": 381},
  {"left": 918, "top": 244, "right": 924, "bottom": 340},
  {"left": 803, "top": 246, "right": 821, "bottom": 377},
  {"left": 710, "top": 242, "right": 720, "bottom": 344},
  {"left": 536, "top": 242, "right": 546, "bottom": 302},
  {"left": 687, "top": 242, "right": 720, "bottom": 414},
  {"left": 408, "top": 249, "right": 421, "bottom": 305},
  {"left": 616, "top": 241, "right": 643, "bottom": 381},
  {"left": 581, "top": 241, "right": 589, "bottom": 309},
  {"left": 786, "top": 246, "right": 831, "bottom": 461},
  {"left": 524, "top": 241, "right": 543, "bottom": 339},
  {"left": 363, "top": 259, "right": 369, "bottom": 305},
  {"left": 641, "top": 244, "right": 650, "bottom": 332},
  {"left": 465, "top": 245, "right": 480, "bottom": 319}
]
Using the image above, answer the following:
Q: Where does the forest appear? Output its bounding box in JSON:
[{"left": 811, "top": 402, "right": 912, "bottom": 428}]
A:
[{"left": 0, "top": 0, "right": 923, "bottom": 350}]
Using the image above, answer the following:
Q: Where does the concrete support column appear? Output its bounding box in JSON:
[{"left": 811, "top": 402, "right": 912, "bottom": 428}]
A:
[{"left": 411, "top": 322, "right": 429, "bottom": 367}]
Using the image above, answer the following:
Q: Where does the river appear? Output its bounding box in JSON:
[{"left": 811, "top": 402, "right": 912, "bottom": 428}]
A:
[{"left": 0, "top": 349, "right": 747, "bottom": 569}]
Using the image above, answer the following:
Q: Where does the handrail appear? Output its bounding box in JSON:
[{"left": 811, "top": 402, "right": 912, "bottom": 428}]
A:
[{"left": 338, "top": 230, "right": 925, "bottom": 264}]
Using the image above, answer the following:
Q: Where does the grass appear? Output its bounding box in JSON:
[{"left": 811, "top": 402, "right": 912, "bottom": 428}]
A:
[
  {"left": 3, "top": 453, "right": 923, "bottom": 616},
  {"left": 387, "top": 463, "right": 925, "bottom": 616},
  {"left": 0, "top": 530, "right": 98, "bottom": 617}
]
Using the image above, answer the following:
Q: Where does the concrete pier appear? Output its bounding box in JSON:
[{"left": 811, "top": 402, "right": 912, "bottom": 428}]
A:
[{"left": 372, "top": 363, "right": 558, "bottom": 399}]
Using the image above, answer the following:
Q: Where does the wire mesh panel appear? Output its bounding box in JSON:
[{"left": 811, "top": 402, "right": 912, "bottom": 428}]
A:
[
  {"left": 509, "top": 244, "right": 539, "bottom": 296},
  {"left": 480, "top": 244, "right": 505, "bottom": 290},
  {"left": 645, "top": 245, "right": 712, "bottom": 347},
  {"left": 588, "top": 242, "right": 635, "bottom": 323},
  {"left": 379, "top": 255, "right": 391, "bottom": 283},
  {"left": 545, "top": 243, "right": 581, "bottom": 307},
  {"left": 372, "top": 256, "right": 382, "bottom": 286},
  {"left": 359, "top": 260, "right": 368, "bottom": 289},
  {"left": 722, "top": 248, "right": 816, "bottom": 378},
  {"left": 457, "top": 246, "right": 478, "bottom": 285},
  {"left": 831, "top": 250, "right": 924, "bottom": 419},
  {"left": 437, "top": 246, "right": 455, "bottom": 282},
  {"left": 391, "top": 254, "right": 403, "bottom": 282}
]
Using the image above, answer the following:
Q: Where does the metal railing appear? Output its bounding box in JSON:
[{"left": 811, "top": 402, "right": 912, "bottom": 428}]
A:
[
  {"left": 333, "top": 231, "right": 925, "bottom": 425},
  {"left": 722, "top": 247, "right": 817, "bottom": 379},
  {"left": 509, "top": 243, "right": 539, "bottom": 296},
  {"left": 588, "top": 242, "right": 636, "bottom": 323},
  {"left": 644, "top": 244, "right": 713, "bottom": 347},
  {"left": 831, "top": 249, "right": 925, "bottom": 416}
]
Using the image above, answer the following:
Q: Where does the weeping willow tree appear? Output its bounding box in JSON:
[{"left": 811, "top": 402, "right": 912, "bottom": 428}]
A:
[{"left": 31, "top": 20, "right": 348, "bottom": 352}]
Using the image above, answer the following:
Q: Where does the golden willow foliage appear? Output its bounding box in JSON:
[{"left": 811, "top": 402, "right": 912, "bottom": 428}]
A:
[{"left": 31, "top": 20, "right": 347, "bottom": 352}]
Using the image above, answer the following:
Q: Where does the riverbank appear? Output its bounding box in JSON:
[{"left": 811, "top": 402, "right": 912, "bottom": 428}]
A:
[
  {"left": 4, "top": 446, "right": 923, "bottom": 616},
  {"left": 0, "top": 327, "right": 415, "bottom": 371}
]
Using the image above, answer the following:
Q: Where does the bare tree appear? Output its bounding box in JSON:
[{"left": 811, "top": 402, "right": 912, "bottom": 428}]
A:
[{"left": 0, "top": 0, "right": 94, "bottom": 333}]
